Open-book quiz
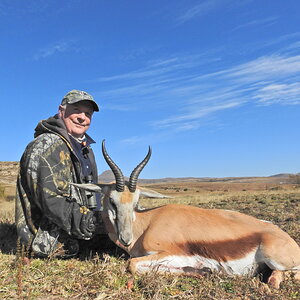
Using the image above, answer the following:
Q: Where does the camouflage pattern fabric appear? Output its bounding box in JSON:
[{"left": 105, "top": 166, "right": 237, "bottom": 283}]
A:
[{"left": 15, "top": 114, "right": 104, "bottom": 258}]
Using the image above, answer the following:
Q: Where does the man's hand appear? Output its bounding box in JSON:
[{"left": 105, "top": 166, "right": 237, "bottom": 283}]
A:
[{"left": 80, "top": 211, "right": 96, "bottom": 237}]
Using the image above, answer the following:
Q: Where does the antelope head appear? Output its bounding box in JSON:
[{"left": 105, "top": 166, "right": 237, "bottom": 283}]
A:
[
  {"left": 72, "top": 139, "right": 154, "bottom": 246},
  {"left": 101, "top": 139, "right": 151, "bottom": 246}
]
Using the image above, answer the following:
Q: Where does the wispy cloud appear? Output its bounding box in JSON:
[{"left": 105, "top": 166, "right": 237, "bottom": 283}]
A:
[
  {"left": 255, "top": 82, "right": 300, "bottom": 105},
  {"left": 232, "top": 17, "right": 278, "bottom": 32},
  {"left": 33, "top": 40, "right": 76, "bottom": 60},
  {"left": 280, "top": 38, "right": 300, "bottom": 54},
  {"left": 95, "top": 42, "right": 300, "bottom": 136},
  {"left": 176, "top": 0, "right": 221, "bottom": 24},
  {"left": 152, "top": 101, "right": 241, "bottom": 130},
  {"left": 0, "top": 0, "right": 82, "bottom": 17},
  {"left": 225, "top": 55, "right": 300, "bottom": 81},
  {"left": 0, "top": 0, "right": 49, "bottom": 16},
  {"left": 96, "top": 57, "right": 201, "bottom": 82},
  {"left": 175, "top": 0, "right": 250, "bottom": 25},
  {"left": 120, "top": 135, "right": 151, "bottom": 145}
]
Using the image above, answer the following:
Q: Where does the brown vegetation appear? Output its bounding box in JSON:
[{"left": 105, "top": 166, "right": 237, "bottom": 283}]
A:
[
  {"left": 0, "top": 177, "right": 300, "bottom": 299},
  {"left": 0, "top": 161, "right": 19, "bottom": 185}
]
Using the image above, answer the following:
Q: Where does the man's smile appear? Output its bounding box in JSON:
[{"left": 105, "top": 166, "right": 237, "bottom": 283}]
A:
[{"left": 73, "top": 121, "right": 88, "bottom": 127}]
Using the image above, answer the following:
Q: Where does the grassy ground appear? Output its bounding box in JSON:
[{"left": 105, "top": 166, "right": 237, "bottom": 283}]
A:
[{"left": 0, "top": 182, "right": 299, "bottom": 299}]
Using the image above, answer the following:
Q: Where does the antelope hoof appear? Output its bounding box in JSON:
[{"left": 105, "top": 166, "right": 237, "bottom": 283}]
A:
[{"left": 267, "top": 270, "right": 283, "bottom": 289}]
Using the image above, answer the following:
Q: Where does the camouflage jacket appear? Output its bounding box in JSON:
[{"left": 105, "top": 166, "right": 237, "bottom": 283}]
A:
[{"left": 15, "top": 114, "right": 102, "bottom": 257}]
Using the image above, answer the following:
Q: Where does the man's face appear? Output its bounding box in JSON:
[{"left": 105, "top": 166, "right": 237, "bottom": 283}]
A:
[{"left": 59, "top": 101, "right": 94, "bottom": 138}]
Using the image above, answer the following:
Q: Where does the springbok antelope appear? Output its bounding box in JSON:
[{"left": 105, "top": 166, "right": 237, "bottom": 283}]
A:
[{"left": 74, "top": 140, "right": 300, "bottom": 289}]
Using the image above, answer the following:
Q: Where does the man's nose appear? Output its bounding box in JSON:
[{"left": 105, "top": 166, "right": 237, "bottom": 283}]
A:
[{"left": 77, "top": 112, "right": 86, "bottom": 120}]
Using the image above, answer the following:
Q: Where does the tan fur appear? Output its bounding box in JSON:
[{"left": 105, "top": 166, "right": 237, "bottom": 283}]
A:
[
  {"left": 128, "top": 205, "right": 299, "bottom": 261},
  {"left": 77, "top": 182, "right": 300, "bottom": 289},
  {"left": 120, "top": 190, "right": 133, "bottom": 204},
  {"left": 106, "top": 202, "right": 300, "bottom": 288}
]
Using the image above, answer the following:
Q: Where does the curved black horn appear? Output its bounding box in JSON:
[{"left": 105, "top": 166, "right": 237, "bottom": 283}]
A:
[
  {"left": 129, "top": 146, "right": 152, "bottom": 192},
  {"left": 102, "top": 140, "right": 125, "bottom": 192}
]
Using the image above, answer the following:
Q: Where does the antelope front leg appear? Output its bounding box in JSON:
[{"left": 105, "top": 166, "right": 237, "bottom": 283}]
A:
[
  {"left": 128, "top": 252, "right": 172, "bottom": 274},
  {"left": 267, "top": 270, "right": 284, "bottom": 289},
  {"left": 267, "top": 270, "right": 300, "bottom": 289},
  {"left": 128, "top": 252, "right": 211, "bottom": 276}
]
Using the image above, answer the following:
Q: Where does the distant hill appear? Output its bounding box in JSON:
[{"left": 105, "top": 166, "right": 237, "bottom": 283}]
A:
[
  {"left": 97, "top": 170, "right": 213, "bottom": 184},
  {"left": 269, "top": 173, "right": 291, "bottom": 178},
  {"left": 98, "top": 170, "right": 126, "bottom": 183},
  {"left": 0, "top": 162, "right": 294, "bottom": 186},
  {"left": 98, "top": 170, "right": 293, "bottom": 185}
]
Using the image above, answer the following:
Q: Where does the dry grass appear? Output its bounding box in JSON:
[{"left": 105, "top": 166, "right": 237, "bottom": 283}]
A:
[
  {"left": 0, "top": 182, "right": 300, "bottom": 299},
  {"left": 0, "top": 184, "right": 15, "bottom": 202}
]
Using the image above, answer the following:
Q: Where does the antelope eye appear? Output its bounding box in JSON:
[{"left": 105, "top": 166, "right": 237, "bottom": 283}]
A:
[
  {"left": 110, "top": 200, "right": 117, "bottom": 211},
  {"left": 108, "top": 200, "right": 117, "bottom": 219}
]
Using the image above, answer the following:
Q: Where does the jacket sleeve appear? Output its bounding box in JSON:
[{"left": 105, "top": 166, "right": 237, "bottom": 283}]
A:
[{"left": 29, "top": 134, "right": 97, "bottom": 239}]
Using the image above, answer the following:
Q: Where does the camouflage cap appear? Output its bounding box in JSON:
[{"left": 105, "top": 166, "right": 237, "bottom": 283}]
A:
[{"left": 61, "top": 90, "right": 99, "bottom": 112}]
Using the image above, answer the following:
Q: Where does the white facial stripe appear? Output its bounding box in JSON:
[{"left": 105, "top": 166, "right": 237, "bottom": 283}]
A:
[
  {"left": 108, "top": 209, "right": 116, "bottom": 220},
  {"left": 107, "top": 209, "right": 118, "bottom": 234}
]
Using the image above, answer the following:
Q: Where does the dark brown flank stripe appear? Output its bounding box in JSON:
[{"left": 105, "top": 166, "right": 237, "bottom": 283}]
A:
[{"left": 180, "top": 233, "right": 261, "bottom": 262}]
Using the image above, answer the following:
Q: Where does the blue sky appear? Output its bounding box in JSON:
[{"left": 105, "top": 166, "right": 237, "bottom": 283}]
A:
[{"left": 2, "top": 0, "right": 300, "bottom": 178}]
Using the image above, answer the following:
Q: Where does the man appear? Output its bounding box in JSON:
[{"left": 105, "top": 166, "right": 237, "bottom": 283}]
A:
[{"left": 15, "top": 90, "right": 105, "bottom": 258}]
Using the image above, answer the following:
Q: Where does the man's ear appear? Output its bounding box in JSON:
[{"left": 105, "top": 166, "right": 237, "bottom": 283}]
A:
[{"left": 58, "top": 105, "right": 64, "bottom": 117}]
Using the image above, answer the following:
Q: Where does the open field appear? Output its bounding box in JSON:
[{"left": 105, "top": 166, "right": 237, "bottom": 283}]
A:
[{"left": 0, "top": 180, "right": 300, "bottom": 299}]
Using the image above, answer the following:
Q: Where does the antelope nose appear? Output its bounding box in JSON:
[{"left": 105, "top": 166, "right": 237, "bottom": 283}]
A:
[{"left": 119, "top": 235, "right": 132, "bottom": 247}]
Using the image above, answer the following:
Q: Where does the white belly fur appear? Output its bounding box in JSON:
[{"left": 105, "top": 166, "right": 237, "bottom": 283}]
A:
[{"left": 135, "top": 250, "right": 265, "bottom": 276}]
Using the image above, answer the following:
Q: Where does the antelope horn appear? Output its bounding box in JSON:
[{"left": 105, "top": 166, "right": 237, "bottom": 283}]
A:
[
  {"left": 102, "top": 140, "right": 125, "bottom": 192},
  {"left": 129, "top": 146, "right": 152, "bottom": 192}
]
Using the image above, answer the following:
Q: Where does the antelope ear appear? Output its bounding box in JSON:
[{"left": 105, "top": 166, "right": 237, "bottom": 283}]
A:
[
  {"left": 70, "top": 183, "right": 103, "bottom": 193},
  {"left": 139, "top": 187, "right": 172, "bottom": 199}
]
